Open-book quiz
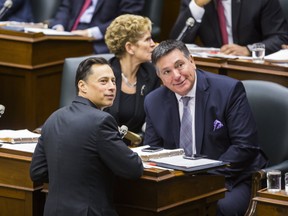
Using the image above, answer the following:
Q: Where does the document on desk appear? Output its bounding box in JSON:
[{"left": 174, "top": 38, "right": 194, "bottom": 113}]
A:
[
  {"left": 132, "top": 145, "right": 184, "bottom": 162},
  {"left": 150, "top": 155, "right": 228, "bottom": 172},
  {"left": 24, "top": 27, "right": 75, "bottom": 36},
  {"left": 0, "top": 129, "right": 40, "bottom": 144},
  {"left": 264, "top": 49, "right": 288, "bottom": 63},
  {"left": 0, "top": 143, "right": 36, "bottom": 153}
]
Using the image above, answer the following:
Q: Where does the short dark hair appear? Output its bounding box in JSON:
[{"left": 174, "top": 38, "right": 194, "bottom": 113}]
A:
[
  {"left": 75, "top": 57, "right": 111, "bottom": 92},
  {"left": 151, "top": 40, "right": 191, "bottom": 67}
]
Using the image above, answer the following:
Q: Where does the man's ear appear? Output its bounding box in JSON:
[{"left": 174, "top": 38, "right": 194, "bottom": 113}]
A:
[
  {"left": 189, "top": 55, "right": 197, "bottom": 69},
  {"left": 78, "top": 80, "right": 87, "bottom": 94}
]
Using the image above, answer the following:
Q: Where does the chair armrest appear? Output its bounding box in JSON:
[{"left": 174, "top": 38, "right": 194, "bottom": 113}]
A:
[{"left": 245, "top": 160, "right": 288, "bottom": 216}]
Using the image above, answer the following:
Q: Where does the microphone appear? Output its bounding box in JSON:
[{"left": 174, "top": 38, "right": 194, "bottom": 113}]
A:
[
  {"left": 119, "top": 125, "right": 128, "bottom": 138},
  {"left": 0, "top": 0, "right": 13, "bottom": 21},
  {"left": 0, "top": 104, "right": 5, "bottom": 118},
  {"left": 176, "top": 17, "right": 195, "bottom": 41}
]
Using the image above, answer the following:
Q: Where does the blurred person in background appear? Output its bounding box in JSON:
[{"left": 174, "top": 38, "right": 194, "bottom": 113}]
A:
[
  {"left": 170, "top": 0, "right": 288, "bottom": 56},
  {"left": 0, "top": 0, "right": 33, "bottom": 22},
  {"left": 49, "top": 0, "right": 144, "bottom": 54}
]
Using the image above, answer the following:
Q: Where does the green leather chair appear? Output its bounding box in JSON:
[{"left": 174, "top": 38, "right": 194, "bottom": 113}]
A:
[
  {"left": 243, "top": 80, "right": 288, "bottom": 216},
  {"left": 30, "top": 0, "right": 61, "bottom": 23},
  {"left": 142, "top": 0, "right": 164, "bottom": 41}
]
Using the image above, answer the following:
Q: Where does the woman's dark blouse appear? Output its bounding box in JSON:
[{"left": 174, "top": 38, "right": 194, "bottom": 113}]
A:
[{"left": 105, "top": 57, "right": 161, "bottom": 134}]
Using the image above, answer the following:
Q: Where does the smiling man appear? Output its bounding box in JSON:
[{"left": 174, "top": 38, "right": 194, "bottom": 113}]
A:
[
  {"left": 143, "top": 40, "right": 267, "bottom": 216},
  {"left": 30, "top": 57, "right": 143, "bottom": 216}
]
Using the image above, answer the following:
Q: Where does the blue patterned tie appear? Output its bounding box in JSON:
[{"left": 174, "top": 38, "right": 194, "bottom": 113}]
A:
[{"left": 179, "top": 96, "right": 193, "bottom": 156}]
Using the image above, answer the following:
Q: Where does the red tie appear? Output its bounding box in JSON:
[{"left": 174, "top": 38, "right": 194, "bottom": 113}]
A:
[
  {"left": 217, "top": 0, "right": 228, "bottom": 44},
  {"left": 71, "top": 0, "right": 92, "bottom": 31}
]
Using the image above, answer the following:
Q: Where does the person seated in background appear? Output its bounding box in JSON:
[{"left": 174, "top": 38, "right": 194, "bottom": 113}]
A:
[
  {"left": 30, "top": 57, "right": 143, "bottom": 216},
  {"left": 49, "top": 0, "right": 144, "bottom": 54},
  {"left": 143, "top": 40, "right": 267, "bottom": 215},
  {"left": 0, "top": 0, "right": 33, "bottom": 22},
  {"left": 170, "top": 0, "right": 288, "bottom": 56},
  {"left": 104, "top": 14, "right": 161, "bottom": 146}
]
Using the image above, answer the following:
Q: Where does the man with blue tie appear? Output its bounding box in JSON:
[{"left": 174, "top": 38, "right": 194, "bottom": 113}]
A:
[
  {"left": 49, "top": 0, "right": 144, "bottom": 54},
  {"left": 143, "top": 40, "right": 267, "bottom": 216}
]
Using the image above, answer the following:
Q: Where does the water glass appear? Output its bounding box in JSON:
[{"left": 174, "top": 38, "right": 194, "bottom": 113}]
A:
[
  {"left": 252, "top": 43, "right": 265, "bottom": 63},
  {"left": 285, "top": 172, "right": 288, "bottom": 194},
  {"left": 267, "top": 170, "right": 281, "bottom": 193}
]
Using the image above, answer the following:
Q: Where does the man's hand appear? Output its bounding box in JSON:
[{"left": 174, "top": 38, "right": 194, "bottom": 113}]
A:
[
  {"left": 71, "top": 29, "right": 93, "bottom": 38},
  {"left": 220, "top": 44, "right": 251, "bottom": 56},
  {"left": 194, "top": 0, "right": 212, "bottom": 7},
  {"left": 282, "top": 44, "right": 288, "bottom": 49}
]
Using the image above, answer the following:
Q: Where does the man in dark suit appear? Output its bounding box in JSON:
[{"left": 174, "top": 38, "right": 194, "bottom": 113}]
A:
[
  {"left": 0, "top": 0, "right": 33, "bottom": 22},
  {"left": 49, "top": 0, "right": 144, "bottom": 54},
  {"left": 170, "top": 0, "right": 288, "bottom": 56},
  {"left": 144, "top": 40, "right": 267, "bottom": 216},
  {"left": 30, "top": 57, "right": 143, "bottom": 216}
]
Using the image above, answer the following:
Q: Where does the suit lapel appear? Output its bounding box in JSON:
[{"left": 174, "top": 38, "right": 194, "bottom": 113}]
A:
[
  {"left": 205, "top": 2, "right": 223, "bottom": 45},
  {"left": 165, "top": 90, "right": 181, "bottom": 148},
  {"left": 195, "top": 70, "right": 209, "bottom": 153},
  {"left": 231, "top": 0, "right": 242, "bottom": 43},
  {"left": 94, "top": 0, "right": 104, "bottom": 14}
]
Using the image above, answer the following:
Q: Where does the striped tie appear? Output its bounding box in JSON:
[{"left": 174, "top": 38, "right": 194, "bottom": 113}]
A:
[
  {"left": 217, "top": 0, "right": 228, "bottom": 44},
  {"left": 179, "top": 96, "right": 193, "bottom": 156},
  {"left": 71, "top": 0, "right": 92, "bottom": 31}
]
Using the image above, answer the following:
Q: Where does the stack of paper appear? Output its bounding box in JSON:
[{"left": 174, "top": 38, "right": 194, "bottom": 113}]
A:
[
  {"left": 0, "top": 129, "right": 40, "bottom": 144},
  {"left": 132, "top": 145, "right": 184, "bottom": 162},
  {"left": 150, "top": 155, "right": 227, "bottom": 172},
  {"left": 264, "top": 49, "right": 288, "bottom": 63}
]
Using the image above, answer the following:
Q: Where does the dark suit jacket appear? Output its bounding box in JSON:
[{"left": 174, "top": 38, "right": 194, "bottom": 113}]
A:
[
  {"left": 144, "top": 69, "right": 267, "bottom": 189},
  {"left": 49, "top": 0, "right": 144, "bottom": 54},
  {"left": 105, "top": 57, "right": 161, "bottom": 134},
  {"left": 170, "top": 0, "right": 288, "bottom": 55},
  {"left": 0, "top": 0, "right": 33, "bottom": 22},
  {"left": 30, "top": 96, "right": 143, "bottom": 216}
]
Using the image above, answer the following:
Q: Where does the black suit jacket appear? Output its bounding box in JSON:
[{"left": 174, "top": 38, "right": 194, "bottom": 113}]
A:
[
  {"left": 49, "top": 0, "right": 144, "bottom": 54},
  {"left": 170, "top": 0, "right": 288, "bottom": 54},
  {"left": 30, "top": 96, "right": 143, "bottom": 216},
  {"left": 105, "top": 57, "right": 161, "bottom": 134}
]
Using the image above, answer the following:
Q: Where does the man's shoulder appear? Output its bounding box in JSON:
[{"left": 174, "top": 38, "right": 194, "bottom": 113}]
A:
[{"left": 197, "top": 69, "right": 240, "bottom": 89}]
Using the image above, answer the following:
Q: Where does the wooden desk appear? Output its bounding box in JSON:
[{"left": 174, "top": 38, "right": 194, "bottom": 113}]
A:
[
  {"left": 0, "top": 145, "right": 226, "bottom": 216},
  {"left": 223, "top": 59, "right": 288, "bottom": 87},
  {"left": 0, "top": 146, "right": 45, "bottom": 216},
  {"left": 194, "top": 56, "right": 288, "bottom": 87},
  {"left": 0, "top": 29, "right": 94, "bottom": 131},
  {"left": 115, "top": 169, "right": 226, "bottom": 216},
  {"left": 250, "top": 188, "right": 288, "bottom": 216}
]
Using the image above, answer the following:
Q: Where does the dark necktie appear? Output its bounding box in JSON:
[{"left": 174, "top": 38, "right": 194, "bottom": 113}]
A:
[
  {"left": 217, "top": 0, "right": 228, "bottom": 44},
  {"left": 179, "top": 96, "right": 193, "bottom": 156},
  {"left": 71, "top": 0, "right": 92, "bottom": 31}
]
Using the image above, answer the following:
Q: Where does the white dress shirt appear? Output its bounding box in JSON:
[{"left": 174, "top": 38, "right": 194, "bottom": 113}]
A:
[{"left": 189, "top": 0, "right": 233, "bottom": 44}]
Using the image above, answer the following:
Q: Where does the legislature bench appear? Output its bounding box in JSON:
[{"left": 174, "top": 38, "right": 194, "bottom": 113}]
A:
[{"left": 0, "top": 144, "right": 226, "bottom": 216}]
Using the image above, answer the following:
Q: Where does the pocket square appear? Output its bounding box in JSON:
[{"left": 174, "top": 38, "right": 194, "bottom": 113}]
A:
[{"left": 213, "top": 119, "right": 224, "bottom": 131}]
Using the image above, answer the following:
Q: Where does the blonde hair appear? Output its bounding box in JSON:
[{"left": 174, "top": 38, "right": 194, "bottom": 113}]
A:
[{"left": 105, "top": 14, "right": 152, "bottom": 58}]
